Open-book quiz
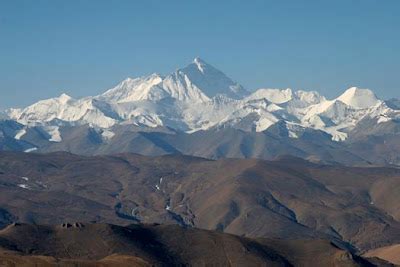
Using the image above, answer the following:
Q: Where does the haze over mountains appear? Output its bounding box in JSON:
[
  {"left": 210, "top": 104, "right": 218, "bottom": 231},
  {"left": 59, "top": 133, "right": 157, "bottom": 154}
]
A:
[{"left": 1, "top": 58, "right": 399, "bottom": 166}]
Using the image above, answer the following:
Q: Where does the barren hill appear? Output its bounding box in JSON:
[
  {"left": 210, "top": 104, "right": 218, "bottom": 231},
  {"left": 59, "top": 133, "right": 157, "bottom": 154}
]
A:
[{"left": 0, "top": 223, "right": 386, "bottom": 267}]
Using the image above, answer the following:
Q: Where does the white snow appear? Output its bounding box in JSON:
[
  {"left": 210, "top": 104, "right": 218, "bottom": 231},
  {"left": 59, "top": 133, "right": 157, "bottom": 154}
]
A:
[
  {"left": 255, "top": 116, "right": 278, "bottom": 132},
  {"left": 14, "top": 129, "right": 27, "bottom": 140},
  {"left": 377, "top": 115, "right": 391, "bottom": 124},
  {"left": 5, "top": 58, "right": 400, "bottom": 142},
  {"left": 331, "top": 132, "right": 348, "bottom": 142},
  {"left": 286, "top": 123, "right": 304, "bottom": 139},
  {"left": 101, "top": 74, "right": 166, "bottom": 103},
  {"left": 155, "top": 177, "right": 164, "bottom": 191},
  {"left": 175, "top": 57, "right": 248, "bottom": 99},
  {"left": 17, "top": 184, "right": 30, "bottom": 190},
  {"left": 21, "top": 177, "right": 29, "bottom": 181},
  {"left": 45, "top": 126, "right": 62, "bottom": 142},
  {"left": 336, "top": 87, "right": 380, "bottom": 109},
  {"left": 131, "top": 207, "right": 138, "bottom": 217},
  {"left": 193, "top": 57, "right": 205, "bottom": 73},
  {"left": 246, "top": 88, "right": 293, "bottom": 104},
  {"left": 9, "top": 94, "right": 116, "bottom": 128},
  {"left": 298, "top": 87, "right": 394, "bottom": 141},
  {"left": 24, "top": 147, "right": 37, "bottom": 153},
  {"left": 101, "top": 129, "right": 115, "bottom": 140}
]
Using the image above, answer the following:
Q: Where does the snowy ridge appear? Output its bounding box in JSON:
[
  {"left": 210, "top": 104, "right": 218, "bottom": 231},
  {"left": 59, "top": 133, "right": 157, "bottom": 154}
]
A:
[{"left": 6, "top": 58, "right": 400, "bottom": 142}]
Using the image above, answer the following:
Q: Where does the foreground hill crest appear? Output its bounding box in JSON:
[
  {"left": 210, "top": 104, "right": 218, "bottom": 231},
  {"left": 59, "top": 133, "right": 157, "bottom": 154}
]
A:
[{"left": 0, "top": 222, "right": 382, "bottom": 266}]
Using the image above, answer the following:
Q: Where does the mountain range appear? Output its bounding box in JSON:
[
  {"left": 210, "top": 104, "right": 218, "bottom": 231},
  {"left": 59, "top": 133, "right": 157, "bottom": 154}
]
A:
[
  {"left": 2, "top": 58, "right": 400, "bottom": 166},
  {"left": 2, "top": 58, "right": 400, "bottom": 265}
]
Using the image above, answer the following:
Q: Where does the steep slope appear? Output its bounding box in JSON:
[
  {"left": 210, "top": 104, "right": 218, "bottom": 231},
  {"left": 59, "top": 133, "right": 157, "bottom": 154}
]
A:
[
  {"left": 173, "top": 57, "right": 249, "bottom": 99},
  {"left": 100, "top": 73, "right": 167, "bottom": 103},
  {"left": 364, "top": 244, "right": 400, "bottom": 265},
  {"left": 100, "top": 72, "right": 211, "bottom": 104}
]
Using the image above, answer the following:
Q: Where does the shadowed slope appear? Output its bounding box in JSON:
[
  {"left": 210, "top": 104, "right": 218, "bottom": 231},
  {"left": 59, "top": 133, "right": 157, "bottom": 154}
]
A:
[{"left": 0, "top": 223, "right": 383, "bottom": 267}]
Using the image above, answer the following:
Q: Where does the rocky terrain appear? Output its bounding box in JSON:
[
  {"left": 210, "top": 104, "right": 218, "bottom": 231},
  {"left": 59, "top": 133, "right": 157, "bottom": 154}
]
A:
[{"left": 0, "top": 151, "right": 399, "bottom": 264}]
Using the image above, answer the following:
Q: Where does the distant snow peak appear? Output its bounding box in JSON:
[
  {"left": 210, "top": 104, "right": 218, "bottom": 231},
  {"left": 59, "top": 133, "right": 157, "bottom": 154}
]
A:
[
  {"left": 177, "top": 57, "right": 249, "bottom": 99},
  {"left": 58, "top": 93, "right": 72, "bottom": 104},
  {"left": 337, "top": 87, "right": 380, "bottom": 109},
  {"left": 294, "top": 90, "right": 326, "bottom": 105},
  {"left": 247, "top": 88, "right": 293, "bottom": 104},
  {"left": 5, "top": 57, "right": 399, "bottom": 143},
  {"left": 247, "top": 88, "right": 326, "bottom": 107},
  {"left": 96, "top": 58, "right": 248, "bottom": 103}
]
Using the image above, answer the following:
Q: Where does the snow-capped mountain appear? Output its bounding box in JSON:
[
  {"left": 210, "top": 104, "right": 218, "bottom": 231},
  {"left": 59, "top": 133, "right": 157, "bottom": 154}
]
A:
[
  {"left": 99, "top": 57, "right": 247, "bottom": 103},
  {"left": 8, "top": 94, "right": 116, "bottom": 128},
  {"left": 5, "top": 58, "right": 400, "bottom": 146}
]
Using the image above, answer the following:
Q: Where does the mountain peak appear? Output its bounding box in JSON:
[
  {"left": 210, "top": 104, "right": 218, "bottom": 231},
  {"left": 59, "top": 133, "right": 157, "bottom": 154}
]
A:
[
  {"left": 58, "top": 93, "right": 72, "bottom": 104},
  {"left": 193, "top": 57, "right": 206, "bottom": 64},
  {"left": 177, "top": 58, "right": 248, "bottom": 99},
  {"left": 336, "top": 87, "right": 380, "bottom": 109},
  {"left": 193, "top": 57, "right": 208, "bottom": 73}
]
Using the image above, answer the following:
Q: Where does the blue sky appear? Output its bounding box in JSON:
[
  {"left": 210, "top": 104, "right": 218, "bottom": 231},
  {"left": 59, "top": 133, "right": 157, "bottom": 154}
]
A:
[{"left": 0, "top": 0, "right": 399, "bottom": 108}]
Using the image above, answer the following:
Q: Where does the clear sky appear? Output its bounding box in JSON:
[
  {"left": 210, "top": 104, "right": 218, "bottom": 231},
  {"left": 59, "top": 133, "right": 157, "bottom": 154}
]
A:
[{"left": 0, "top": 0, "right": 399, "bottom": 108}]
